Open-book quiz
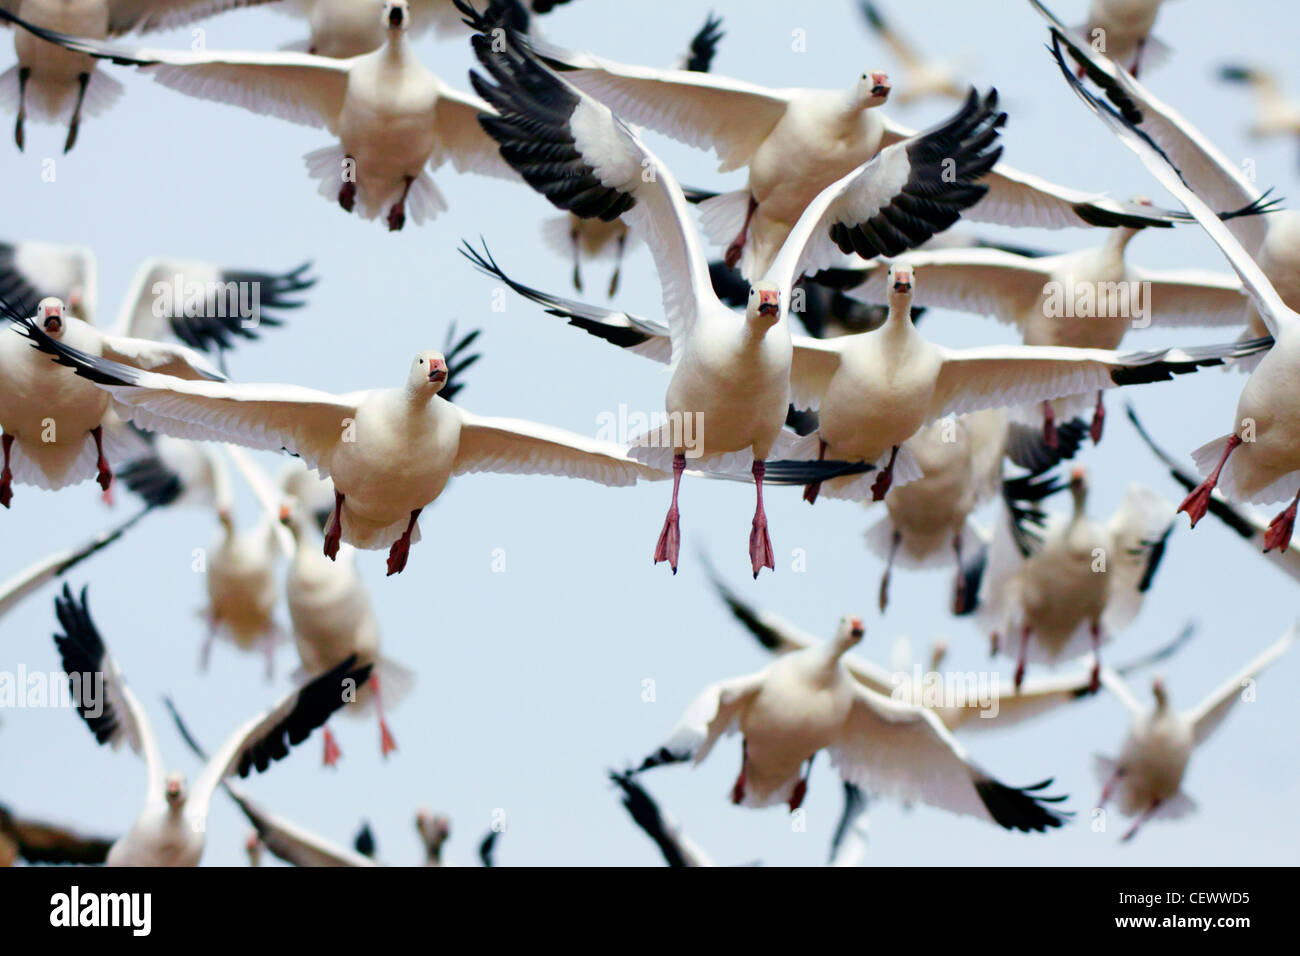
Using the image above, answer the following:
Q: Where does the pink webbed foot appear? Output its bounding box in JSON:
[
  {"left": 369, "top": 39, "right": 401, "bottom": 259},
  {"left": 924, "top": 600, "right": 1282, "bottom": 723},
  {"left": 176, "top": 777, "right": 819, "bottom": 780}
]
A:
[
  {"left": 323, "top": 490, "right": 345, "bottom": 561},
  {"left": 386, "top": 509, "right": 421, "bottom": 577},
  {"left": 91, "top": 425, "right": 112, "bottom": 493},
  {"left": 338, "top": 180, "right": 356, "bottom": 213},
  {"left": 749, "top": 513, "right": 774, "bottom": 579},
  {"left": 802, "top": 439, "right": 828, "bottom": 505},
  {"left": 1042, "top": 401, "right": 1058, "bottom": 450},
  {"left": 1090, "top": 393, "right": 1106, "bottom": 444},
  {"left": 379, "top": 718, "right": 398, "bottom": 758},
  {"left": 1178, "top": 435, "right": 1241, "bottom": 527},
  {"left": 1264, "top": 498, "right": 1298, "bottom": 553},
  {"left": 788, "top": 776, "right": 809, "bottom": 813},
  {"left": 723, "top": 196, "right": 757, "bottom": 269},
  {"left": 323, "top": 727, "right": 342, "bottom": 767},
  {"left": 870, "top": 446, "right": 899, "bottom": 502},
  {"left": 654, "top": 507, "right": 681, "bottom": 573},
  {"left": 386, "top": 175, "right": 414, "bottom": 232}
]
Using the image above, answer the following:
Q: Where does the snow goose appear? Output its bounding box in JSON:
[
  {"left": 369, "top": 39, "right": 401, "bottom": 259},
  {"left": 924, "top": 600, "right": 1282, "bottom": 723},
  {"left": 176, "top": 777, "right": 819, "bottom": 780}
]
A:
[
  {"left": 1218, "top": 64, "right": 1300, "bottom": 153},
  {"left": 0, "top": 802, "right": 114, "bottom": 865},
  {"left": 632, "top": 616, "right": 1069, "bottom": 831},
  {"left": 710, "top": 566, "right": 1193, "bottom": 734},
  {"left": 839, "top": 232, "right": 1250, "bottom": 444},
  {"left": 1033, "top": 0, "right": 1298, "bottom": 344},
  {"left": 0, "top": 296, "right": 223, "bottom": 505},
  {"left": 50, "top": 584, "right": 372, "bottom": 866},
  {"left": 279, "top": 495, "right": 411, "bottom": 764},
  {"left": 1095, "top": 625, "right": 1297, "bottom": 842},
  {"left": 1074, "top": 0, "right": 1173, "bottom": 78},
  {"left": 542, "top": 13, "right": 724, "bottom": 297},
  {"left": 16, "top": 317, "right": 667, "bottom": 575},
  {"left": 465, "top": 34, "right": 1003, "bottom": 574},
  {"left": 978, "top": 467, "right": 1174, "bottom": 690},
  {"left": 857, "top": 0, "right": 973, "bottom": 105},
  {"left": 0, "top": 0, "right": 275, "bottom": 151},
  {"left": 1127, "top": 405, "right": 1300, "bottom": 581},
  {"left": 1049, "top": 33, "right": 1300, "bottom": 553},
  {"left": 2, "top": 0, "right": 516, "bottom": 229},
  {"left": 513, "top": 25, "right": 1192, "bottom": 280}
]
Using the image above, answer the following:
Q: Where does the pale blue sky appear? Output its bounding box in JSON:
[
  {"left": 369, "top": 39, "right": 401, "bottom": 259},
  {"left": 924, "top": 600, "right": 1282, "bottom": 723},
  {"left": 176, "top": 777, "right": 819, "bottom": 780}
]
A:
[{"left": 1, "top": 0, "right": 1297, "bottom": 866}]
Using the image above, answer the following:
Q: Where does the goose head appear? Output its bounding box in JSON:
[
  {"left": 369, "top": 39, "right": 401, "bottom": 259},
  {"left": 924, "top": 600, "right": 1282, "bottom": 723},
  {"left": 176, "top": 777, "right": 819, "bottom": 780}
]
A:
[
  {"left": 886, "top": 264, "right": 915, "bottom": 321},
  {"left": 832, "top": 615, "right": 866, "bottom": 655},
  {"left": 1151, "top": 676, "right": 1169, "bottom": 711},
  {"left": 746, "top": 281, "right": 782, "bottom": 329},
  {"left": 383, "top": 0, "right": 409, "bottom": 31},
  {"left": 164, "top": 771, "right": 188, "bottom": 811},
  {"left": 854, "top": 71, "right": 892, "bottom": 108},
  {"left": 37, "top": 297, "right": 66, "bottom": 337},
  {"left": 415, "top": 809, "right": 450, "bottom": 861},
  {"left": 1068, "top": 464, "right": 1090, "bottom": 516},
  {"left": 408, "top": 351, "right": 449, "bottom": 395}
]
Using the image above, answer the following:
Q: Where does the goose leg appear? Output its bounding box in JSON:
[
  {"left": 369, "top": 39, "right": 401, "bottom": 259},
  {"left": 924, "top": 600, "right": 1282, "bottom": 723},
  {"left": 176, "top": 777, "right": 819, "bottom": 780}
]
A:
[
  {"left": 322, "top": 724, "right": 342, "bottom": 767},
  {"left": 1014, "top": 626, "right": 1031, "bottom": 690},
  {"left": 950, "top": 532, "right": 965, "bottom": 613},
  {"left": 63, "top": 72, "right": 90, "bottom": 153},
  {"left": 1099, "top": 765, "right": 1125, "bottom": 808},
  {"left": 1130, "top": 38, "right": 1146, "bottom": 80},
  {"left": 386, "top": 507, "right": 422, "bottom": 576},
  {"left": 989, "top": 631, "right": 1000, "bottom": 658},
  {"left": 1089, "top": 621, "right": 1102, "bottom": 693},
  {"left": 374, "top": 674, "right": 397, "bottom": 758},
  {"left": 14, "top": 67, "right": 28, "bottom": 151},
  {"left": 608, "top": 232, "right": 627, "bottom": 297},
  {"left": 0, "top": 433, "right": 13, "bottom": 508},
  {"left": 788, "top": 753, "right": 816, "bottom": 813},
  {"left": 802, "top": 438, "right": 828, "bottom": 504},
  {"left": 749, "top": 460, "right": 775, "bottom": 579},
  {"left": 101, "top": 483, "right": 115, "bottom": 507},
  {"left": 338, "top": 157, "right": 357, "bottom": 212},
  {"left": 870, "top": 445, "right": 900, "bottom": 501},
  {"left": 1090, "top": 391, "right": 1106, "bottom": 444},
  {"left": 90, "top": 426, "right": 112, "bottom": 492},
  {"left": 730, "top": 740, "right": 748, "bottom": 805},
  {"left": 1178, "top": 434, "right": 1242, "bottom": 526},
  {"left": 323, "top": 489, "right": 345, "bottom": 560},
  {"left": 386, "top": 175, "right": 414, "bottom": 231},
  {"left": 1120, "top": 799, "right": 1160, "bottom": 842},
  {"left": 570, "top": 224, "right": 583, "bottom": 292},
  {"left": 1264, "top": 486, "right": 1300, "bottom": 553},
  {"left": 198, "top": 611, "right": 218, "bottom": 672},
  {"left": 653, "top": 453, "right": 686, "bottom": 573},
  {"left": 1042, "top": 400, "right": 1057, "bottom": 449},
  {"left": 723, "top": 195, "right": 758, "bottom": 269},
  {"left": 879, "top": 530, "right": 901, "bottom": 612}
]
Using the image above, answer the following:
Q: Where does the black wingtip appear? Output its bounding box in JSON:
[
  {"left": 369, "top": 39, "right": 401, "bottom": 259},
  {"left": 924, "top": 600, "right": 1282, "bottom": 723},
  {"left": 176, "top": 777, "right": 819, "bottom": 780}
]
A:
[{"left": 974, "top": 776, "right": 1072, "bottom": 832}]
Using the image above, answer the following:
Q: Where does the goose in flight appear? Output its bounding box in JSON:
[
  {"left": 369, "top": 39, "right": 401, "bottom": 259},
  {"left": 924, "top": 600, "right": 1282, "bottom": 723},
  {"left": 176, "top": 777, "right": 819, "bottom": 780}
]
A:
[
  {"left": 1127, "top": 405, "right": 1300, "bottom": 579},
  {"left": 465, "top": 28, "right": 1003, "bottom": 575},
  {"left": 15, "top": 314, "right": 668, "bottom": 575},
  {"left": 1095, "top": 625, "right": 1297, "bottom": 842},
  {"left": 1074, "top": 0, "right": 1174, "bottom": 79},
  {"left": 0, "top": 802, "right": 114, "bottom": 865},
  {"left": 1218, "top": 63, "right": 1300, "bottom": 162},
  {"left": 857, "top": 0, "right": 973, "bottom": 105},
  {"left": 1048, "top": 29, "right": 1300, "bottom": 555},
  {"left": 49, "top": 584, "right": 371, "bottom": 866},
  {"left": 632, "top": 615, "right": 1070, "bottom": 831},
  {"left": 1, "top": 0, "right": 517, "bottom": 230},
  {"left": 0, "top": 296, "right": 223, "bottom": 506},
  {"left": 978, "top": 467, "right": 1174, "bottom": 691}
]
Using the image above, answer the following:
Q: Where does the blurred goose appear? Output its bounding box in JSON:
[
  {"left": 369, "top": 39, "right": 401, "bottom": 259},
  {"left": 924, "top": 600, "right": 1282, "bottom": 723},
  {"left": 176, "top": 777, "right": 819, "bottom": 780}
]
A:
[
  {"left": 840, "top": 230, "right": 1249, "bottom": 444},
  {"left": 1096, "top": 625, "right": 1297, "bottom": 841},
  {"left": 466, "top": 33, "right": 1004, "bottom": 575},
  {"left": 0, "top": 296, "right": 223, "bottom": 505},
  {"left": 711, "top": 567, "right": 1194, "bottom": 734},
  {"left": 1128, "top": 405, "right": 1300, "bottom": 578},
  {"left": 857, "top": 1, "right": 972, "bottom": 105},
  {"left": 3, "top": 0, "right": 515, "bottom": 229},
  {"left": 1075, "top": 0, "right": 1173, "bottom": 78},
  {"left": 0, "top": 0, "right": 272, "bottom": 151},
  {"left": 979, "top": 467, "right": 1174, "bottom": 690},
  {"left": 513, "top": 19, "right": 1191, "bottom": 282},
  {"left": 50, "top": 584, "right": 370, "bottom": 866},
  {"left": 280, "top": 495, "right": 411, "bottom": 764},
  {"left": 16, "top": 317, "right": 667, "bottom": 576},
  {"left": 1051, "top": 32, "right": 1300, "bottom": 554},
  {"left": 542, "top": 13, "right": 724, "bottom": 298},
  {"left": 1035, "top": 1, "right": 1298, "bottom": 344},
  {"left": 634, "top": 616, "right": 1069, "bottom": 831},
  {"left": 0, "top": 802, "right": 114, "bottom": 865},
  {"left": 1218, "top": 64, "right": 1300, "bottom": 155}
]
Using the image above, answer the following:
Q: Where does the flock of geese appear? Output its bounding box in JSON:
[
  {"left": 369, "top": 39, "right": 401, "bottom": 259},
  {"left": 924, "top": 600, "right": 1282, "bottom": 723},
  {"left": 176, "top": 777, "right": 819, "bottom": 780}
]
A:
[{"left": 0, "top": 0, "right": 1297, "bottom": 866}]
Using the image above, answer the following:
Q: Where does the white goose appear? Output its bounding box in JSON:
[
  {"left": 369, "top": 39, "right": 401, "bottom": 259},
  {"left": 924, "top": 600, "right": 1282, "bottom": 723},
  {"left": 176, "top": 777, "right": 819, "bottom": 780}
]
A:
[
  {"left": 0, "top": 296, "right": 223, "bottom": 505},
  {"left": 17, "top": 319, "right": 667, "bottom": 576},
  {"left": 1095, "top": 625, "right": 1297, "bottom": 842},
  {"left": 1074, "top": 0, "right": 1173, "bottom": 78},
  {"left": 1034, "top": 0, "right": 1300, "bottom": 344},
  {"left": 978, "top": 466, "right": 1174, "bottom": 690},
  {"left": 857, "top": 0, "right": 973, "bottom": 105},
  {"left": 0, "top": 0, "right": 268, "bottom": 151},
  {"left": 711, "top": 568, "right": 1194, "bottom": 734},
  {"left": 634, "top": 615, "right": 1070, "bottom": 831},
  {"left": 468, "top": 31, "right": 1005, "bottom": 575},
  {"left": 1051, "top": 29, "right": 1300, "bottom": 553},
  {"left": 1218, "top": 63, "right": 1300, "bottom": 149},
  {"left": 515, "top": 20, "right": 1192, "bottom": 281},
  {"left": 1128, "top": 405, "right": 1300, "bottom": 579},
  {"left": 50, "top": 584, "right": 371, "bottom": 866},
  {"left": 279, "top": 494, "right": 411, "bottom": 764},
  {"left": 541, "top": 12, "right": 725, "bottom": 298},
  {"left": 6, "top": 0, "right": 515, "bottom": 229},
  {"left": 841, "top": 229, "right": 1249, "bottom": 444}
]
